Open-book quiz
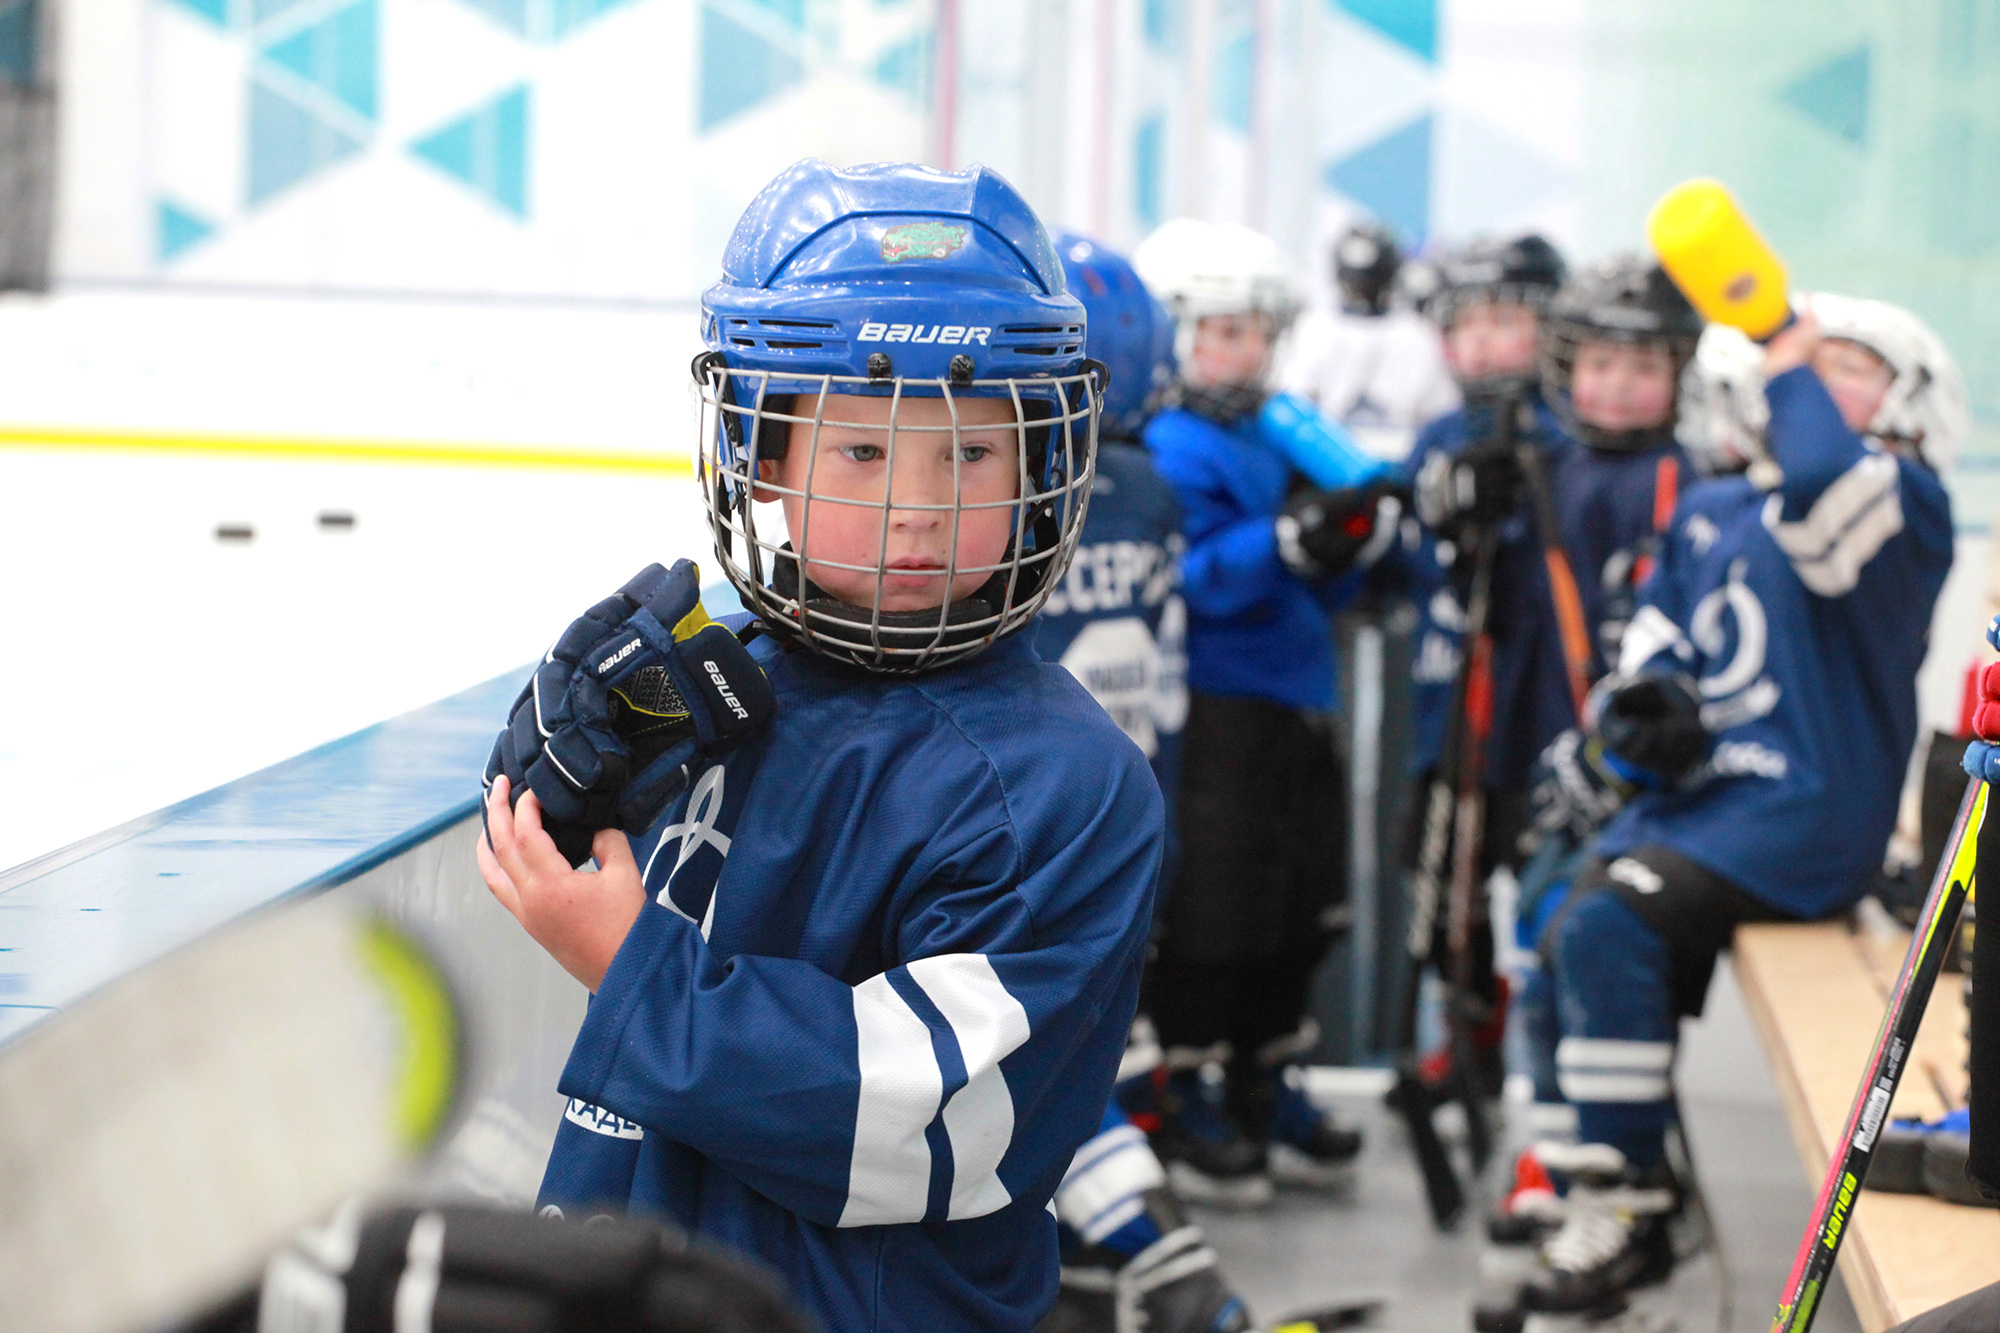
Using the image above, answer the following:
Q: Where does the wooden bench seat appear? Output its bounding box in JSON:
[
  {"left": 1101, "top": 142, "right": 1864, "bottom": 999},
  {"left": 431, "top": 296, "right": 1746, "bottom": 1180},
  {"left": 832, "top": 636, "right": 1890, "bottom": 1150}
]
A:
[{"left": 1734, "top": 919, "right": 2000, "bottom": 1332}]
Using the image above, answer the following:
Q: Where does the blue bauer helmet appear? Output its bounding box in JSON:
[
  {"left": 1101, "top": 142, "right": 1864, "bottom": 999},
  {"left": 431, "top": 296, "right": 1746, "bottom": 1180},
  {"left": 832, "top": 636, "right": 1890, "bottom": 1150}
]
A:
[
  {"left": 1052, "top": 231, "right": 1173, "bottom": 441},
  {"left": 695, "top": 159, "right": 1104, "bottom": 673}
]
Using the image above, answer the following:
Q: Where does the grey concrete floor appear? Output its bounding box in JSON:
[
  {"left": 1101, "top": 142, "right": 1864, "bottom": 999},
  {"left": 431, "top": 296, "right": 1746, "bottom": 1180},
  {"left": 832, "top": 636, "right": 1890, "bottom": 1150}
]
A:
[{"left": 1191, "top": 958, "right": 1863, "bottom": 1333}]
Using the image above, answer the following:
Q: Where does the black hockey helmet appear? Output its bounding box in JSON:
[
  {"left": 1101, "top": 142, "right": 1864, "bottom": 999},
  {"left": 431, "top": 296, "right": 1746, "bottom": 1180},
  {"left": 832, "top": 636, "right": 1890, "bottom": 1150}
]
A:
[
  {"left": 1425, "top": 233, "right": 1568, "bottom": 327},
  {"left": 1540, "top": 254, "right": 1705, "bottom": 453},
  {"left": 1332, "top": 220, "right": 1402, "bottom": 316}
]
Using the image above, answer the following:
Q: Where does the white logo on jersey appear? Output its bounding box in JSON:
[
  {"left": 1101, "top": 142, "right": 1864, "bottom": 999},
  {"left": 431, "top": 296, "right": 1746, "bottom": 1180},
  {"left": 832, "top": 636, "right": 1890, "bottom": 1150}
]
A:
[
  {"left": 648, "top": 765, "right": 732, "bottom": 939},
  {"left": 1712, "top": 741, "right": 1789, "bottom": 779},
  {"left": 1685, "top": 513, "right": 1721, "bottom": 558},
  {"left": 1689, "top": 558, "right": 1782, "bottom": 734},
  {"left": 564, "top": 1098, "right": 643, "bottom": 1140},
  {"left": 1061, "top": 617, "right": 1164, "bottom": 757},
  {"left": 1043, "top": 538, "right": 1177, "bottom": 618},
  {"left": 1608, "top": 857, "right": 1665, "bottom": 895}
]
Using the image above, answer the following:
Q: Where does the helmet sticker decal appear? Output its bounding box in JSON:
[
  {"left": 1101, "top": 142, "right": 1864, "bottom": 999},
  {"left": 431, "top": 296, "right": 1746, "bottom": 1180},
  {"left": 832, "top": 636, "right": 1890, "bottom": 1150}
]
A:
[{"left": 881, "top": 222, "right": 969, "bottom": 263}]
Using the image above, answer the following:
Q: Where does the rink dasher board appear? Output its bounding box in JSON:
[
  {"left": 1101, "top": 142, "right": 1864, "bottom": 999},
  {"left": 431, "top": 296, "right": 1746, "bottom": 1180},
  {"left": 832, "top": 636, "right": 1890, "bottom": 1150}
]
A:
[{"left": 0, "top": 665, "right": 585, "bottom": 1206}]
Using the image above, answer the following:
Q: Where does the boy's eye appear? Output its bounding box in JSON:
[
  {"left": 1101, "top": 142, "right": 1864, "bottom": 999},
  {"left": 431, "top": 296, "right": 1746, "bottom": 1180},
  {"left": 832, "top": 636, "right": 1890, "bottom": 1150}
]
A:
[
  {"left": 959, "top": 443, "right": 993, "bottom": 463},
  {"left": 840, "top": 443, "right": 884, "bottom": 463}
]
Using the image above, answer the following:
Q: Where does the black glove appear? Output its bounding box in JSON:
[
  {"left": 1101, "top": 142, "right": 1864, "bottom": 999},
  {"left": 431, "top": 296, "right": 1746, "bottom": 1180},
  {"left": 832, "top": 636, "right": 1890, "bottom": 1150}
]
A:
[
  {"left": 486, "top": 561, "right": 777, "bottom": 866},
  {"left": 1530, "top": 728, "right": 1637, "bottom": 842},
  {"left": 1413, "top": 442, "right": 1522, "bottom": 539},
  {"left": 1275, "top": 481, "right": 1407, "bottom": 579},
  {"left": 192, "top": 1203, "right": 817, "bottom": 1333},
  {"left": 1589, "top": 670, "right": 1707, "bottom": 785}
]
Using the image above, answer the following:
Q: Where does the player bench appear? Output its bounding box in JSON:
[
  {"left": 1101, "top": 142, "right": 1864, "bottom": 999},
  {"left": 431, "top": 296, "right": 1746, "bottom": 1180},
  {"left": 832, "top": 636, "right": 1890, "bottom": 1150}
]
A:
[{"left": 1734, "top": 918, "right": 1999, "bottom": 1332}]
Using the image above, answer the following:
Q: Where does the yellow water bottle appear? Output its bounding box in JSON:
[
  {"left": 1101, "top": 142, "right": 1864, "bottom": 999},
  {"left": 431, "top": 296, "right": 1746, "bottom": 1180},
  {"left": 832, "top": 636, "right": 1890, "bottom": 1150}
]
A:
[{"left": 1645, "top": 179, "right": 1792, "bottom": 341}]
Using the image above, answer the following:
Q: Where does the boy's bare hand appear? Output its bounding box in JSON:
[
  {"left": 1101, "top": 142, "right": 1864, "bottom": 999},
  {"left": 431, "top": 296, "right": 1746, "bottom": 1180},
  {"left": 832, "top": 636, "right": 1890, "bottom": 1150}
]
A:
[
  {"left": 1763, "top": 308, "right": 1821, "bottom": 380},
  {"left": 478, "top": 775, "right": 646, "bottom": 993}
]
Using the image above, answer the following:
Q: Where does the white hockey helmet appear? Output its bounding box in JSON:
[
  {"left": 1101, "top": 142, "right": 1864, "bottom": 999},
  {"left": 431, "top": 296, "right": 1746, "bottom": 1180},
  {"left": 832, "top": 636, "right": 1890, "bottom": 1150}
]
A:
[
  {"left": 1131, "top": 218, "right": 1302, "bottom": 371},
  {"left": 1677, "top": 323, "right": 1771, "bottom": 480},
  {"left": 1805, "top": 291, "right": 1969, "bottom": 471}
]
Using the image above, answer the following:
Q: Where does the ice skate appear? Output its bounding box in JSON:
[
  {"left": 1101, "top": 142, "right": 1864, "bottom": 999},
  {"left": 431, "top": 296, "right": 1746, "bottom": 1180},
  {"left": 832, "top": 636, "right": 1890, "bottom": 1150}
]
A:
[
  {"left": 1515, "top": 1152, "right": 1677, "bottom": 1315},
  {"left": 1152, "top": 1070, "right": 1274, "bottom": 1209},
  {"left": 1040, "top": 1225, "right": 1253, "bottom": 1333}
]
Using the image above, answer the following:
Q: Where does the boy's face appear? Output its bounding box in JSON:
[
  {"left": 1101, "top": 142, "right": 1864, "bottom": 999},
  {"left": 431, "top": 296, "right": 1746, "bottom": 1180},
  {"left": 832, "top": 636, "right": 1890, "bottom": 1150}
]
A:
[
  {"left": 1812, "top": 337, "right": 1893, "bottom": 436},
  {"left": 756, "top": 392, "right": 1023, "bottom": 614},
  {"left": 1571, "top": 340, "right": 1677, "bottom": 434},
  {"left": 1188, "top": 312, "right": 1274, "bottom": 389},
  {"left": 1443, "top": 300, "right": 1540, "bottom": 381}
]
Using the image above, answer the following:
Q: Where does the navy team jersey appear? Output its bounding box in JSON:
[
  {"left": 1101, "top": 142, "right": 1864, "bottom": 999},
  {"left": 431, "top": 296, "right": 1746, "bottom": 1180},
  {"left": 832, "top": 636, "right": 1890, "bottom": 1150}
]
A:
[
  {"left": 1145, "top": 396, "right": 1381, "bottom": 711},
  {"left": 1598, "top": 365, "right": 1954, "bottom": 916},
  {"left": 1398, "top": 397, "right": 1688, "bottom": 789},
  {"left": 1033, "top": 440, "right": 1187, "bottom": 865},
  {"left": 538, "top": 629, "right": 1163, "bottom": 1333}
]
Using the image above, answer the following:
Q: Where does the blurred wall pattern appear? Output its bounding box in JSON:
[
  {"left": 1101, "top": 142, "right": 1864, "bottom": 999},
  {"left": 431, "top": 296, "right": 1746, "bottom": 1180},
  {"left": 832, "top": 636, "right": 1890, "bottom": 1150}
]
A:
[{"left": 46, "top": 0, "right": 2000, "bottom": 475}]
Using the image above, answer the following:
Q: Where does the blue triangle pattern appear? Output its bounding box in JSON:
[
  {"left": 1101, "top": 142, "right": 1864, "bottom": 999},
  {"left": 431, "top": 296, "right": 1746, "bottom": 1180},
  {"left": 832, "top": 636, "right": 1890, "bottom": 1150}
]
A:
[
  {"left": 156, "top": 200, "right": 217, "bottom": 262},
  {"left": 0, "top": 0, "right": 34, "bottom": 85},
  {"left": 453, "top": 0, "right": 641, "bottom": 41},
  {"left": 411, "top": 84, "right": 530, "bottom": 217},
  {"left": 698, "top": 3, "right": 803, "bottom": 130},
  {"left": 248, "top": 76, "right": 363, "bottom": 204},
  {"left": 1335, "top": 0, "right": 1436, "bottom": 64},
  {"left": 1780, "top": 44, "right": 1869, "bottom": 147},
  {"left": 166, "top": 0, "right": 231, "bottom": 26},
  {"left": 1135, "top": 113, "right": 1165, "bottom": 229},
  {"left": 1213, "top": 29, "right": 1254, "bottom": 132},
  {"left": 1325, "top": 112, "right": 1432, "bottom": 242},
  {"left": 873, "top": 33, "right": 929, "bottom": 100},
  {"left": 260, "top": 0, "right": 377, "bottom": 121}
]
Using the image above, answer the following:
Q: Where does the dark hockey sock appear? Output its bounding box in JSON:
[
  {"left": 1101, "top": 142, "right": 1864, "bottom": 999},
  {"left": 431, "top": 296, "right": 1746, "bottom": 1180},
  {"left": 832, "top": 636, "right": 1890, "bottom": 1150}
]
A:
[{"left": 1574, "top": 1101, "right": 1672, "bottom": 1171}]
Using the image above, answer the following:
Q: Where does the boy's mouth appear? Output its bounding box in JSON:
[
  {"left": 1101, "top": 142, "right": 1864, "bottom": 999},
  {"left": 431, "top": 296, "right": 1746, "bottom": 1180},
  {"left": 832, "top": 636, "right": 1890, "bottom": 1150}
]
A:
[{"left": 883, "top": 557, "right": 947, "bottom": 587}]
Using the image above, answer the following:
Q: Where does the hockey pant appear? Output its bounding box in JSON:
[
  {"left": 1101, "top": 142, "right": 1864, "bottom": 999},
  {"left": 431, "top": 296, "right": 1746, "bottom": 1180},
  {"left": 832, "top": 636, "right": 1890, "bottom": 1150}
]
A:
[
  {"left": 1147, "top": 693, "right": 1346, "bottom": 1092},
  {"left": 1053, "top": 1103, "right": 1169, "bottom": 1260},
  {"left": 1512, "top": 831, "right": 1593, "bottom": 1106},
  {"left": 1544, "top": 844, "right": 1792, "bottom": 1167}
]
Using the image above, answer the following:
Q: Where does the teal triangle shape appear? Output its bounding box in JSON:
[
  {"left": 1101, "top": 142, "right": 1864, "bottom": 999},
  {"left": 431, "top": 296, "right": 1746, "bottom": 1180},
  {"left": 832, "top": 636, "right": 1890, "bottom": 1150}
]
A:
[
  {"left": 259, "top": 0, "right": 377, "bottom": 121},
  {"left": 873, "top": 33, "right": 928, "bottom": 100},
  {"left": 1336, "top": 0, "right": 1436, "bottom": 64},
  {"left": 411, "top": 84, "right": 529, "bottom": 217},
  {"left": 167, "top": 0, "right": 231, "bottom": 26},
  {"left": 156, "top": 200, "right": 216, "bottom": 261},
  {"left": 1214, "top": 29, "right": 1254, "bottom": 132},
  {"left": 248, "top": 77, "right": 364, "bottom": 204},
  {"left": 699, "top": 4, "right": 803, "bottom": 130},
  {"left": 1325, "top": 112, "right": 1432, "bottom": 242},
  {"left": 1780, "top": 44, "right": 1869, "bottom": 147}
]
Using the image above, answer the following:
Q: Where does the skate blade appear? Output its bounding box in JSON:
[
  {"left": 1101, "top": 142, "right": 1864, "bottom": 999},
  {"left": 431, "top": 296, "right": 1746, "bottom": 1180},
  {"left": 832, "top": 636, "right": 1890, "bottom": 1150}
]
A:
[
  {"left": 1268, "top": 1143, "right": 1359, "bottom": 1192},
  {"left": 1167, "top": 1161, "right": 1275, "bottom": 1209},
  {"left": 0, "top": 896, "right": 469, "bottom": 1333}
]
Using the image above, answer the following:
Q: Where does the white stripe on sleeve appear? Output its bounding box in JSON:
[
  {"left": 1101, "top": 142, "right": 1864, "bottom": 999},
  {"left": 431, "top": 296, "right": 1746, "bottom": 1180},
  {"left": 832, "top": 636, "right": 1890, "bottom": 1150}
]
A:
[
  {"left": 840, "top": 973, "right": 943, "bottom": 1227},
  {"left": 1617, "top": 605, "right": 1687, "bottom": 676},
  {"left": 1763, "top": 453, "right": 1904, "bottom": 597},
  {"left": 1055, "top": 1123, "right": 1167, "bottom": 1243},
  {"left": 908, "top": 953, "right": 1034, "bottom": 1220}
]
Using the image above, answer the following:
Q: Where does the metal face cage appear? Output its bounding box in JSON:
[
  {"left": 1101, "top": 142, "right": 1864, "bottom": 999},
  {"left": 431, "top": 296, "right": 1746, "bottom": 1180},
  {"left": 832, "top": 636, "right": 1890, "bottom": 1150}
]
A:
[{"left": 695, "top": 356, "right": 1103, "bottom": 674}]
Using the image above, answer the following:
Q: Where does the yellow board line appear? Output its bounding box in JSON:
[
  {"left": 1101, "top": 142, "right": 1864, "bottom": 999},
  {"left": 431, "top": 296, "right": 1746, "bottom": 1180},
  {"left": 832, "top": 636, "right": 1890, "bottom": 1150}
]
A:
[{"left": 0, "top": 422, "right": 697, "bottom": 476}]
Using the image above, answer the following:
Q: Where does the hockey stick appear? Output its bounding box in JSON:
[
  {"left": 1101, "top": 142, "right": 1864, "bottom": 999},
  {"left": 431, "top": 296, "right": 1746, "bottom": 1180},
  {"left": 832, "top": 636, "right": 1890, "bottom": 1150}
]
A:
[
  {"left": 1770, "top": 775, "right": 1988, "bottom": 1333},
  {"left": 1445, "top": 520, "right": 1501, "bottom": 1177},
  {"left": 0, "top": 894, "right": 470, "bottom": 1333},
  {"left": 1512, "top": 430, "right": 1593, "bottom": 720},
  {"left": 1387, "top": 468, "right": 1508, "bottom": 1226}
]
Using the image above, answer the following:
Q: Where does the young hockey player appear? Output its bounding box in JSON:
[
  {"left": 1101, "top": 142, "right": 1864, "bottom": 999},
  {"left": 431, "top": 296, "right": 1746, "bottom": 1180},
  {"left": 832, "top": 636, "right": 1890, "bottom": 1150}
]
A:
[
  {"left": 1129, "top": 218, "right": 1397, "bottom": 1206},
  {"left": 1281, "top": 219, "right": 1461, "bottom": 461},
  {"left": 475, "top": 160, "right": 1163, "bottom": 1333},
  {"left": 1035, "top": 231, "right": 1250, "bottom": 1333},
  {"left": 1398, "top": 248, "right": 1697, "bottom": 1103},
  {"left": 1516, "top": 294, "right": 1964, "bottom": 1312}
]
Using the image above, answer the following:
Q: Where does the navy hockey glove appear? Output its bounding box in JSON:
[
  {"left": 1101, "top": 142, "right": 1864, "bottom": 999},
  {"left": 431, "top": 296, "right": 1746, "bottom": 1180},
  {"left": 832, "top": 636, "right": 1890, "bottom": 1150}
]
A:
[
  {"left": 1275, "top": 481, "right": 1407, "bottom": 580},
  {"left": 1588, "top": 670, "right": 1707, "bottom": 786},
  {"left": 1413, "top": 441, "right": 1522, "bottom": 539},
  {"left": 1530, "top": 728, "right": 1636, "bottom": 842},
  {"left": 486, "top": 561, "right": 776, "bottom": 866}
]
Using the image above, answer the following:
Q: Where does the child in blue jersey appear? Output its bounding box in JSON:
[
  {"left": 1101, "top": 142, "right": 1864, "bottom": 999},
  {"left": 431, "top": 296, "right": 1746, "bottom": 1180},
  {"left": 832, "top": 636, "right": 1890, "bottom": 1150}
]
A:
[
  {"left": 1128, "top": 219, "right": 1399, "bottom": 1206},
  {"left": 475, "top": 160, "right": 1163, "bottom": 1333},
  {"left": 1510, "top": 295, "right": 1964, "bottom": 1312},
  {"left": 1398, "top": 249, "right": 1697, "bottom": 1100}
]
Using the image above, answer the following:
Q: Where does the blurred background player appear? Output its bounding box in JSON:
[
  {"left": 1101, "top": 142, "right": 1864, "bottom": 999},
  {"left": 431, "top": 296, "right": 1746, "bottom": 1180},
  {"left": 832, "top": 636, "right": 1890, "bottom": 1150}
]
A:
[
  {"left": 1510, "top": 293, "right": 1963, "bottom": 1314},
  {"left": 479, "top": 160, "right": 1163, "bottom": 1333},
  {"left": 1281, "top": 220, "right": 1461, "bottom": 461},
  {"left": 1131, "top": 218, "right": 1400, "bottom": 1206},
  {"left": 1397, "top": 245, "right": 1699, "bottom": 1111},
  {"left": 1035, "top": 232, "right": 1251, "bottom": 1333}
]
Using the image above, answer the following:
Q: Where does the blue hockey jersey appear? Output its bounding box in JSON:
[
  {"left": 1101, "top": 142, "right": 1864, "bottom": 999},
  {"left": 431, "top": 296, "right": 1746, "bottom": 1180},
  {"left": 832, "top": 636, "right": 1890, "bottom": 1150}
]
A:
[
  {"left": 1400, "top": 398, "right": 1688, "bottom": 789},
  {"left": 537, "top": 630, "right": 1163, "bottom": 1333},
  {"left": 1597, "top": 365, "right": 1954, "bottom": 916},
  {"left": 1145, "top": 394, "right": 1384, "bottom": 711},
  {"left": 1034, "top": 440, "right": 1187, "bottom": 871}
]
